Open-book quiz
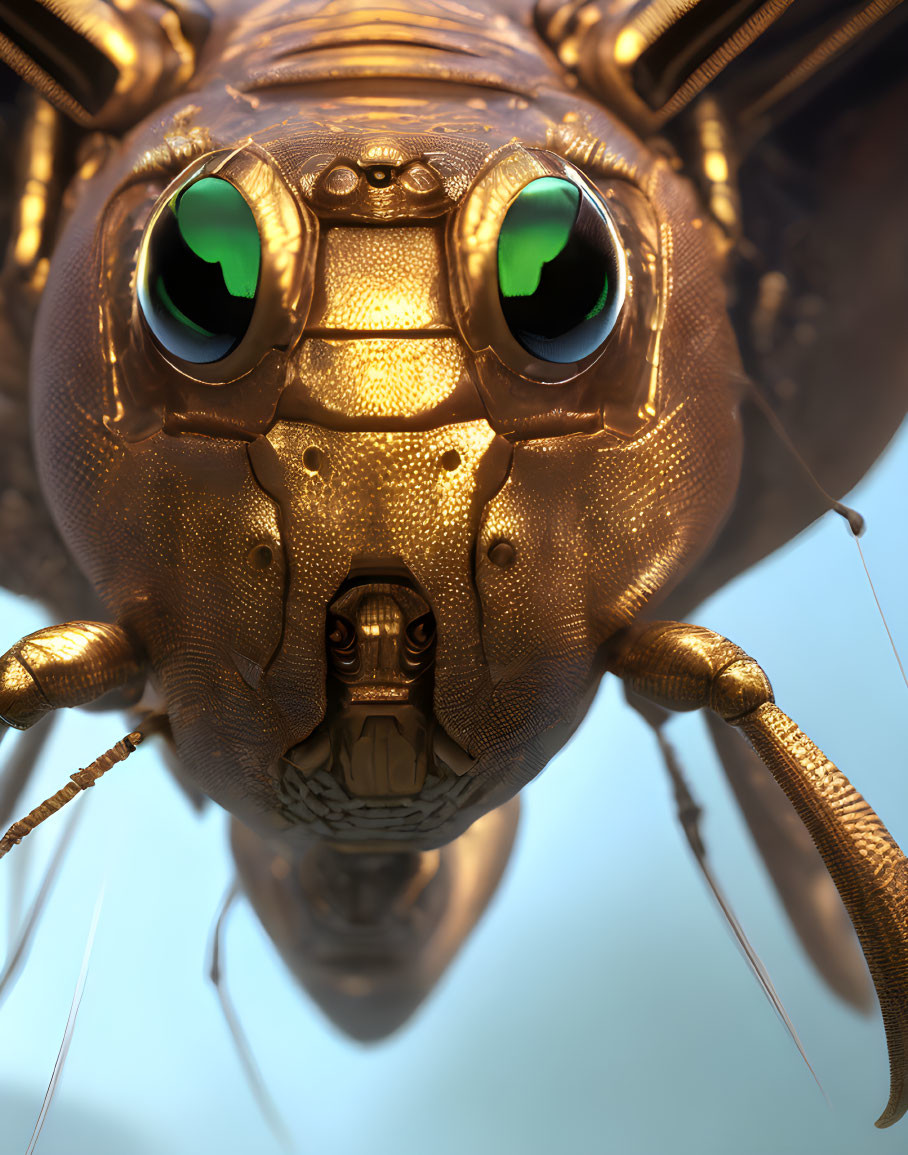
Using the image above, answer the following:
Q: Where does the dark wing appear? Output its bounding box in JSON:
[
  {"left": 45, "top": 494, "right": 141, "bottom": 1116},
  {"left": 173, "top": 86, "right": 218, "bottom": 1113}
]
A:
[
  {"left": 0, "top": 0, "right": 209, "bottom": 621},
  {"left": 0, "top": 75, "right": 99, "bottom": 621},
  {"left": 666, "top": 28, "right": 908, "bottom": 615}
]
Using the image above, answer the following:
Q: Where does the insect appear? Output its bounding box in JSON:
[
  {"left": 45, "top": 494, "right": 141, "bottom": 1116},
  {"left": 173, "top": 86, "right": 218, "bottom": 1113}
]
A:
[{"left": 0, "top": 0, "right": 905, "bottom": 1150}]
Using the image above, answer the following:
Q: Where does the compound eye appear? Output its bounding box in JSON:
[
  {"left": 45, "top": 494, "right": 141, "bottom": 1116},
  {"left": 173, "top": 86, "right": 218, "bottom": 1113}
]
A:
[
  {"left": 497, "top": 176, "right": 623, "bottom": 364},
  {"left": 138, "top": 175, "right": 261, "bottom": 364}
]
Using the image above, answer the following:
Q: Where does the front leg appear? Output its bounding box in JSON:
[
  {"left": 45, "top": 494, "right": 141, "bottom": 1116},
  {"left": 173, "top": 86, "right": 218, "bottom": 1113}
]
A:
[
  {"left": 610, "top": 620, "right": 908, "bottom": 1129},
  {"left": 0, "top": 621, "right": 145, "bottom": 732}
]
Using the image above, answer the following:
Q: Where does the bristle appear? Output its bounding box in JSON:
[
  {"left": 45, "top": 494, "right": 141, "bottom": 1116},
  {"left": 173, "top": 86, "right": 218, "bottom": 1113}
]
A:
[
  {"left": 851, "top": 535, "right": 908, "bottom": 694},
  {"left": 647, "top": 714, "right": 826, "bottom": 1100},
  {"left": 24, "top": 886, "right": 104, "bottom": 1155}
]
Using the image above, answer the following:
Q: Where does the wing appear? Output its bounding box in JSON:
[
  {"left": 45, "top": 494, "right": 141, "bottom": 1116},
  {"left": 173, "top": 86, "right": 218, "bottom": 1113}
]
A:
[
  {"left": 0, "top": 76, "right": 99, "bottom": 620},
  {"left": 0, "top": 0, "right": 209, "bottom": 621},
  {"left": 667, "top": 32, "right": 908, "bottom": 614}
]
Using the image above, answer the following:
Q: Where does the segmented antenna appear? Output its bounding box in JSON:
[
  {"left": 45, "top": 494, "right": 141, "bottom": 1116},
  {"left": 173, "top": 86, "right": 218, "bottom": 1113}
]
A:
[{"left": 0, "top": 729, "right": 144, "bottom": 861}]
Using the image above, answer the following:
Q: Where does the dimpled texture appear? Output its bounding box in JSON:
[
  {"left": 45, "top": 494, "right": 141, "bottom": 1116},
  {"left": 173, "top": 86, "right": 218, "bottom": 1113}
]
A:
[
  {"left": 89, "top": 435, "right": 290, "bottom": 823},
  {"left": 31, "top": 181, "right": 293, "bottom": 823},
  {"left": 289, "top": 336, "right": 468, "bottom": 418},
  {"left": 311, "top": 226, "right": 451, "bottom": 330},
  {"left": 739, "top": 703, "right": 908, "bottom": 1127},
  {"left": 473, "top": 161, "right": 741, "bottom": 791},
  {"left": 6, "top": 0, "right": 906, "bottom": 1121},
  {"left": 251, "top": 421, "right": 502, "bottom": 715}
]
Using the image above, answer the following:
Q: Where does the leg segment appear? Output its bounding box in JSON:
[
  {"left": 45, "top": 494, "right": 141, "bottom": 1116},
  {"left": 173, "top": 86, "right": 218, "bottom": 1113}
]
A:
[
  {"left": 706, "top": 712, "right": 871, "bottom": 1011},
  {"left": 533, "top": 0, "right": 904, "bottom": 137},
  {"left": 0, "top": 621, "right": 144, "bottom": 732},
  {"left": 610, "top": 620, "right": 908, "bottom": 1129}
]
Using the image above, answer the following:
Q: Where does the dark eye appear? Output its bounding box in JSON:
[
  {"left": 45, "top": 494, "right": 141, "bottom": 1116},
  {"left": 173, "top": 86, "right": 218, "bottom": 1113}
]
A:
[
  {"left": 138, "top": 175, "right": 262, "bottom": 364},
  {"left": 497, "top": 176, "right": 623, "bottom": 364}
]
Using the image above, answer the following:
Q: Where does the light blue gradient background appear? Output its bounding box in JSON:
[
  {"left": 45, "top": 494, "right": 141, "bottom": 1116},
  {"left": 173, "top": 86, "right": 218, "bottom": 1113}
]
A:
[{"left": 0, "top": 421, "right": 905, "bottom": 1155}]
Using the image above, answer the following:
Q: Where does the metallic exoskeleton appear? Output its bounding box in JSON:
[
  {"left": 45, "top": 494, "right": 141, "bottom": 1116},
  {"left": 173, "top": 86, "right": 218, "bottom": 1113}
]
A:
[{"left": 0, "top": 0, "right": 906, "bottom": 1131}]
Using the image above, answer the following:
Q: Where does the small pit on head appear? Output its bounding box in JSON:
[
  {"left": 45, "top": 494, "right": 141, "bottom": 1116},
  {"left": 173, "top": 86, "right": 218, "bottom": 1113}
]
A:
[
  {"left": 247, "top": 543, "right": 274, "bottom": 570},
  {"left": 488, "top": 540, "right": 516, "bottom": 568}
]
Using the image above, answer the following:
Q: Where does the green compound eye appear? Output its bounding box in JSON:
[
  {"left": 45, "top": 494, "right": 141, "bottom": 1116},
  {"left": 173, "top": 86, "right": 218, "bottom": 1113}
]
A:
[
  {"left": 497, "top": 176, "right": 622, "bottom": 364},
  {"left": 138, "top": 175, "right": 261, "bottom": 364}
]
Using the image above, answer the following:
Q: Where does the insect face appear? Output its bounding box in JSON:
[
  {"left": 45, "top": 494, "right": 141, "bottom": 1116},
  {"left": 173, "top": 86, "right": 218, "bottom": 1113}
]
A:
[{"left": 29, "top": 92, "right": 741, "bottom": 851}]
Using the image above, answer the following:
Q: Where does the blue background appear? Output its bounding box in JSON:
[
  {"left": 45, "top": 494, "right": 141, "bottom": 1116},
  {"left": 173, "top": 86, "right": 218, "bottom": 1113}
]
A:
[{"left": 0, "top": 420, "right": 905, "bottom": 1155}]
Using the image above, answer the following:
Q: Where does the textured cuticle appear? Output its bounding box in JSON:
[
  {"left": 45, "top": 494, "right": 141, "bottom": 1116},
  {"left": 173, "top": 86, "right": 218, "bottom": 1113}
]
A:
[{"left": 711, "top": 657, "right": 774, "bottom": 722}]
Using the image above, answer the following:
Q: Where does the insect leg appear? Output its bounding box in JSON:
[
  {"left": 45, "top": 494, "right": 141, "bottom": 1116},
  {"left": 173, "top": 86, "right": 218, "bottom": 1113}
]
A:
[
  {"left": 206, "top": 881, "right": 294, "bottom": 1154},
  {"left": 705, "top": 712, "right": 872, "bottom": 1010},
  {"left": 24, "top": 887, "right": 103, "bottom": 1155},
  {"left": 0, "top": 797, "right": 84, "bottom": 1010},
  {"left": 0, "top": 627, "right": 157, "bottom": 861},
  {"left": 610, "top": 619, "right": 908, "bottom": 1128},
  {"left": 0, "top": 0, "right": 206, "bottom": 132},
  {"left": 533, "top": 0, "right": 906, "bottom": 136},
  {"left": 0, "top": 621, "right": 145, "bottom": 734}
]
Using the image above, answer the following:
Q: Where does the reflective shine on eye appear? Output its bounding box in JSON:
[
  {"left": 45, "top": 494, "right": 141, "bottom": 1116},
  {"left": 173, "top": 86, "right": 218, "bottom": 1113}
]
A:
[
  {"left": 497, "top": 176, "right": 622, "bottom": 364},
  {"left": 139, "top": 175, "right": 261, "bottom": 364}
]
